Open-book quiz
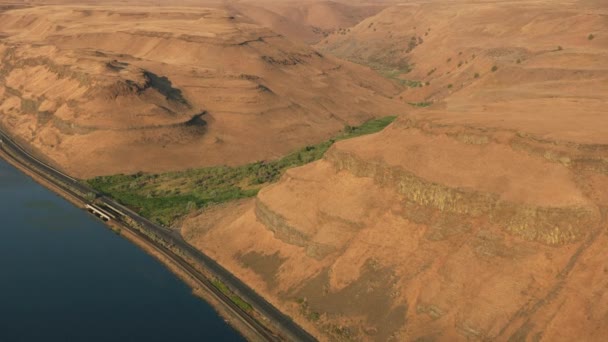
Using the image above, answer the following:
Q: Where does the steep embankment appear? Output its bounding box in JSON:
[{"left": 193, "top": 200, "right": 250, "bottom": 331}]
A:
[
  {"left": 0, "top": 5, "right": 402, "bottom": 177},
  {"left": 183, "top": 1, "right": 608, "bottom": 340}
]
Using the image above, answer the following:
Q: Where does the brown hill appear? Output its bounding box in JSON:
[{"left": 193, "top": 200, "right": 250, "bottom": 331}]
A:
[
  {"left": 0, "top": 4, "right": 402, "bottom": 178},
  {"left": 317, "top": 0, "right": 607, "bottom": 104},
  {"left": 182, "top": 1, "right": 608, "bottom": 340},
  {"left": 226, "top": 0, "right": 387, "bottom": 44}
]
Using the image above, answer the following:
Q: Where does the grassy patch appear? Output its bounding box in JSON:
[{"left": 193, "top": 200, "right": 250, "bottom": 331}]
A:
[
  {"left": 408, "top": 102, "right": 432, "bottom": 108},
  {"left": 297, "top": 298, "right": 322, "bottom": 322},
  {"left": 377, "top": 68, "right": 417, "bottom": 86},
  {"left": 88, "top": 116, "right": 397, "bottom": 226},
  {"left": 211, "top": 279, "right": 253, "bottom": 312},
  {"left": 398, "top": 79, "right": 422, "bottom": 88},
  {"left": 360, "top": 61, "right": 415, "bottom": 86},
  {"left": 20, "top": 98, "right": 39, "bottom": 114}
]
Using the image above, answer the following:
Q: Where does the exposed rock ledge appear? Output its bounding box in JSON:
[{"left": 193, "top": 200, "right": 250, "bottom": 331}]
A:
[
  {"left": 255, "top": 119, "right": 602, "bottom": 247},
  {"left": 325, "top": 147, "right": 599, "bottom": 246}
]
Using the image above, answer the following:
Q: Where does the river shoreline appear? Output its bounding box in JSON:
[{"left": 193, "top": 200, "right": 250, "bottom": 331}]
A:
[{"left": 0, "top": 148, "right": 264, "bottom": 342}]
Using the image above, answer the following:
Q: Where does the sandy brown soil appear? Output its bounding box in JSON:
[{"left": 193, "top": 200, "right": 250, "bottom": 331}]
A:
[
  {"left": 0, "top": 2, "right": 402, "bottom": 178},
  {"left": 318, "top": 0, "right": 607, "bottom": 106},
  {"left": 3, "top": 0, "right": 608, "bottom": 340},
  {"left": 184, "top": 122, "right": 608, "bottom": 341},
  {"left": 225, "top": 1, "right": 388, "bottom": 44},
  {"left": 182, "top": 0, "right": 608, "bottom": 341}
]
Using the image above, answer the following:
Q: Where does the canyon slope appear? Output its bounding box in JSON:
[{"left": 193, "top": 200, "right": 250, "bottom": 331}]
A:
[
  {"left": 0, "top": 4, "right": 401, "bottom": 177},
  {"left": 183, "top": 1, "right": 608, "bottom": 341},
  {"left": 226, "top": 0, "right": 387, "bottom": 44}
]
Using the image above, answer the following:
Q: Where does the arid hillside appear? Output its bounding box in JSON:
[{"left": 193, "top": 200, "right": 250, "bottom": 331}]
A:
[
  {"left": 317, "top": 0, "right": 607, "bottom": 104},
  {"left": 3, "top": 0, "right": 608, "bottom": 340},
  {"left": 0, "top": 4, "right": 402, "bottom": 177},
  {"left": 182, "top": 1, "right": 608, "bottom": 341},
  {"left": 225, "top": 0, "right": 387, "bottom": 44}
]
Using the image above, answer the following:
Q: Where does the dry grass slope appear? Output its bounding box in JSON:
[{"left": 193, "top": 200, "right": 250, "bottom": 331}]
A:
[
  {"left": 0, "top": 4, "right": 402, "bottom": 178},
  {"left": 2, "top": 0, "right": 608, "bottom": 341},
  {"left": 182, "top": 1, "right": 608, "bottom": 341}
]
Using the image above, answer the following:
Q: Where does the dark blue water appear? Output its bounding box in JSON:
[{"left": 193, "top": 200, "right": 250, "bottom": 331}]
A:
[{"left": 0, "top": 158, "right": 244, "bottom": 342}]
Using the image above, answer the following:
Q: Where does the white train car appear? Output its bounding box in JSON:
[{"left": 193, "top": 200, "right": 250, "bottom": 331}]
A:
[{"left": 85, "top": 204, "right": 115, "bottom": 222}]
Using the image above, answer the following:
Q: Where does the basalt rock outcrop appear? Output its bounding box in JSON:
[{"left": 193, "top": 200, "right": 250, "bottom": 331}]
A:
[{"left": 184, "top": 115, "right": 608, "bottom": 341}]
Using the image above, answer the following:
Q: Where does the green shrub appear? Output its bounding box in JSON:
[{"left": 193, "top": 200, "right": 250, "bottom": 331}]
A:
[
  {"left": 211, "top": 279, "right": 253, "bottom": 312},
  {"left": 491, "top": 65, "right": 498, "bottom": 72},
  {"left": 399, "top": 79, "right": 422, "bottom": 88},
  {"left": 308, "top": 311, "right": 321, "bottom": 322},
  {"left": 588, "top": 34, "right": 595, "bottom": 40}
]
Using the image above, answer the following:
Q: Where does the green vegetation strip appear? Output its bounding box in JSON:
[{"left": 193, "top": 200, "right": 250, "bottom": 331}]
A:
[
  {"left": 87, "top": 116, "right": 397, "bottom": 226},
  {"left": 408, "top": 102, "right": 432, "bottom": 108},
  {"left": 211, "top": 279, "right": 253, "bottom": 312}
]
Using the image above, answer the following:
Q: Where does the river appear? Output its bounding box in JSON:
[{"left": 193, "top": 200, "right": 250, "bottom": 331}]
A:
[{"left": 0, "top": 158, "right": 244, "bottom": 341}]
